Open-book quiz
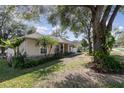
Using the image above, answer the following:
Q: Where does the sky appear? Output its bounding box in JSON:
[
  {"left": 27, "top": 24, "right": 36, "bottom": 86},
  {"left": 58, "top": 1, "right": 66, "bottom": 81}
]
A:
[
  {"left": 26, "top": 12, "right": 124, "bottom": 41},
  {"left": 113, "top": 13, "right": 124, "bottom": 30}
]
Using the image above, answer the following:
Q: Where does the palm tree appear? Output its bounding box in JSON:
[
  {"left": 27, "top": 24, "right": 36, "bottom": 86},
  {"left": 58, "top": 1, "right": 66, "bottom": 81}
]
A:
[{"left": 37, "top": 35, "right": 59, "bottom": 56}]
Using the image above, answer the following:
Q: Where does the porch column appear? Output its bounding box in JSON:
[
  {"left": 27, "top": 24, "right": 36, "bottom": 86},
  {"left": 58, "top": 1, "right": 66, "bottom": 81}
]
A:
[
  {"left": 63, "top": 43, "right": 65, "bottom": 53},
  {"left": 68, "top": 45, "right": 70, "bottom": 53}
]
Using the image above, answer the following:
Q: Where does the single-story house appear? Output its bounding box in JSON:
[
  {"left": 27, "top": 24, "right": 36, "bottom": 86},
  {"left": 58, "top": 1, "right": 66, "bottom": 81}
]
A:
[{"left": 19, "top": 32, "right": 74, "bottom": 57}]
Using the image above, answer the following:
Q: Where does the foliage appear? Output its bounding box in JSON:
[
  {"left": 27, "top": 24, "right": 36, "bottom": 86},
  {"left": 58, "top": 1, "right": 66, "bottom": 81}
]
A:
[
  {"left": 51, "top": 25, "right": 68, "bottom": 39},
  {"left": 19, "top": 52, "right": 73, "bottom": 69},
  {"left": 38, "top": 36, "right": 58, "bottom": 47},
  {"left": 12, "top": 38, "right": 24, "bottom": 48},
  {"left": 116, "top": 32, "right": 124, "bottom": 47},
  {"left": 93, "top": 56, "right": 124, "bottom": 73},
  {"left": 0, "top": 6, "right": 28, "bottom": 40},
  {"left": 0, "top": 6, "right": 16, "bottom": 39},
  {"left": 94, "top": 32, "right": 115, "bottom": 60},
  {"left": 27, "top": 26, "right": 36, "bottom": 34},
  {"left": 112, "top": 26, "right": 123, "bottom": 39},
  {"left": 0, "top": 53, "right": 82, "bottom": 87},
  {"left": 47, "top": 6, "right": 91, "bottom": 38},
  {"left": 81, "top": 39, "right": 88, "bottom": 49},
  {"left": 0, "top": 6, "right": 41, "bottom": 54},
  {"left": 23, "top": 55, "right": 62, "bottom": 68},
  {"left": 19, "top": 6, "right": 41, "bottom": 21},
  {"left": 0, "top": 5, "right": 41, "bottom": 40},
  {"left": 12, "top": 54, "right": 25, "bottom": 68},
  {"left": 105, "top": 32, "right": 115, "bottom": 53},
  {"left": 1, "top": 37, "right": 24, "bottom": 48},
  {"left": 37, "top": 35, "right": 59, "bottom": 55}
]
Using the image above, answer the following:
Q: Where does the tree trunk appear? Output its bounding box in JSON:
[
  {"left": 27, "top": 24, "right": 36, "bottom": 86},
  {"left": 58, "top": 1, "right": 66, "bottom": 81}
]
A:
[
  {"left": 90, "top": 6, "right": 107, "bottom": 63},
  {"left": 87, "top": 27, "right": 92, "bottom": 54},
  {"left": 92, "top": 18, "right": 106, "bottom": 63},
  {"left": 48, "top": 45, "right": 52, "bottom": 55},
  {"left": 93, "top": 23, "right": 108, "bottom": 63},
  {"left": 84, "top": 5, "right": 120, "bottom": 64},
  {"left": 14, "top": 48, "right": 16, "bottom": 56},
  {"left": 44, "top": 47, "right": 47, "bottom": 57},
  {"left": 1, "top": 47, "right": 5, "bottom": 54},
  {"left": 17, "top": 47, "right": 20, "bottom": 56}
]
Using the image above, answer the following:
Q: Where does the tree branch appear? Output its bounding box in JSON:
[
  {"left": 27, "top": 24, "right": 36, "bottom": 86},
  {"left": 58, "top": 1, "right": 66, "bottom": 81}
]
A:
[
  {"left": 95, "top": 6, "right": 104, "bottom": 24},
  {"left": 83, "top": 5, "right": 95, "bottom": 12},
  {"left": 101, "top": 5, "right": 112, "bottom": 25},
  {"left": 107, "top": 5, "right": 121, "bottom": 29}
]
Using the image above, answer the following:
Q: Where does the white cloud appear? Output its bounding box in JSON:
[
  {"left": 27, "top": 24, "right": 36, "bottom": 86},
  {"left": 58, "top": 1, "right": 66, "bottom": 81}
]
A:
[
  {"left": 119, "top": 26, "right": 124, "bottom": 31},
  {"left": 36, "top": 26, "right": 48, "bottom": 34}
]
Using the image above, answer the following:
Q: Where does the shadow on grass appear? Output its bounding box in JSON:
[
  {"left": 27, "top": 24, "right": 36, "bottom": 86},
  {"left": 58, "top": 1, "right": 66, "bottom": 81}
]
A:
[
  {"left": 0, "top": 58, "right": 64, "bottom": 83},
  {"left": 54, "top": 73, "right": 99, "bottom": 88},
  {"left": 53, "top": 72, "right": 124, "bottom": 88},
  {"left": 34, "top": 63, "right": 65, "bottom": 80},
  {"left": 63, "top": 53, "right": 81, "bottom": 58},
  {"left": 52, "top": 54, "right": 124, "bottom": 88}
]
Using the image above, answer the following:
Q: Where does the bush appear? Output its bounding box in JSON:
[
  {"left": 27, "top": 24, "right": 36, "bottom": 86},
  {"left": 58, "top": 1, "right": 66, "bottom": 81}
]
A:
[
  {"left": 13, "top": 52, "right": 72, "bottom": 69},
  {"left": 23, "top": 55, "right": 61, "bottom": 68},
  {"left": 64, "top": 52, "right": 73, "bottom": 56},
  {"left": 12, "top": 54, "right": 25, "bottom": 68},
  {"left": 95, "top": 56, "right": 124, "bottom": 73},
  {"left": 77, "top": 48, "right": 82, "bottom": 53}
]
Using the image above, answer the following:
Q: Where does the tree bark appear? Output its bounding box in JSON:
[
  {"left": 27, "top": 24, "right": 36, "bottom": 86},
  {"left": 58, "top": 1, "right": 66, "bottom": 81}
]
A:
[
  {"left": 1, "top": 47, "right": 5, "bottom": 54},
  {"left": 107, "top": 6, "right": 121, "bottom": 29},
  {"left": 86, "top": 24, "right": 92, "bottom": 55},
  {"left": 48, "top": 45, "right": 52, "bottom": 55},
  {"left": 92, "top": 5, "right": 121, "bottom": 63},
  {"left": 75, "top": 5, "right": 120, "bottom": 63},
  {"left": 88, "top": 29, "right": 92, "bottom": 54},
  {"left": 91, "top": 6, "right": 108, "bottom": 63},
  {"left": 93, "top": 25, "right": 106, "bottom": 63}
]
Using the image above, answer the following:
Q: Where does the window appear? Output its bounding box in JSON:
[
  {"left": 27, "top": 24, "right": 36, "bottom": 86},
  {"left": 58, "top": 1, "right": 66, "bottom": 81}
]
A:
[{"left": 40, "top": 48, "right": 47, "bottom": 54}]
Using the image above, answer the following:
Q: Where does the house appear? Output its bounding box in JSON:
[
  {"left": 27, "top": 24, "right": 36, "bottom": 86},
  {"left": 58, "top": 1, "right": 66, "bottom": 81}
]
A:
[
  {"left": 71, "top": 40, "right": 81, "bottom": 53},
  {"left": 19, "top": 32, "right": 73, "bottom": 57}
]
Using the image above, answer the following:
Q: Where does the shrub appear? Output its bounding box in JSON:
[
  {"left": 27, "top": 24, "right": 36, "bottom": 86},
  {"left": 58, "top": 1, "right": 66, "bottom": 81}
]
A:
[
  {"left": 12, "top": 54, "right": 25, "bottom": 68},
  {"left": 95, "top": 56, "right": 124, "bottom": 73},
  {"left": 64, "top": 52, "right": 72, "bottom": 56},
  {"left": 23, "top": 55, "right": 62, "bottom": 68},
  {"left": 13, "top": 52, "right": 72, "bottom": 69},
  {"left": 23, "top": 58, "right": 46, "bottom": 68}
]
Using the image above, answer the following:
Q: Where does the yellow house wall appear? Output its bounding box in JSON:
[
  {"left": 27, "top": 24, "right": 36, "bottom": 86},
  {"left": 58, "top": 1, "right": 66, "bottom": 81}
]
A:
[{"left": 19, "top": 38, "right": 57, "bottom": 57}]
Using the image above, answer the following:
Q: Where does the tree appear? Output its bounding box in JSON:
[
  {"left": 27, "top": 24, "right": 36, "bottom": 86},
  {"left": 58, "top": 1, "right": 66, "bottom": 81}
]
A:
[
  {"left": 83, "top": 21, "right": 93, "bottom": 54},
  {"left": 81, "top": 39, "right": 88, "bottom": 51},
  {"left": 2, "top": 37, "right": 25, "bottom": 68},
  {"left": 27, "top": 26, "right": 36, "bottom": 34},
  {"left": 85, "top": 5, "right": 120, "bottom": 63},
  {"left": 1, "top": 37, "right": 24, "bottom": 56},
  {"left": 116, "top": 32, "right": 124, "bottom": 47},
  {"left": 0, "top": 5, "right": 41, "bottom": 54},
  {"left": 0, "top": 6, "right": 16, "bottom": 54},
  {"left": 37, "top": 35, "right": 58, "bottom": 56},
  {"left": 51, "top": 25, "right": 68, "bottom": 39},
  {"left": 48, "top": 5, "right": 121, "bottom": 63},
  {"left": 47, "top": 6, "right": 93, "bottom": 54}
]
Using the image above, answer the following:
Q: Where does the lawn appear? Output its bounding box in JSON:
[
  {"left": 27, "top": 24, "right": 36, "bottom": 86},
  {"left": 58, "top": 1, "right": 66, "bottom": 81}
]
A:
[
  {"left": 0, "top": 55, "right": 86, "bottom": 88},
  {"left": 0, "top": 49, "right": 124, "bottom": 88}
]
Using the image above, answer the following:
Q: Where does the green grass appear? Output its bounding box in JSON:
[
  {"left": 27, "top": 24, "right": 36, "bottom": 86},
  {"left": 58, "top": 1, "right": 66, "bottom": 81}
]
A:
[
  {"left": 106, "top": 82, "right": 124, "bottom": 88},
  {"left": 1, "top": 49, "right": 124, "bottom": 88},
  {"left": 0, "top": 59, "right": 63, "bottom": 87},
  {"left": 0, "top": 58, "right": 85, "bottom": 88}
]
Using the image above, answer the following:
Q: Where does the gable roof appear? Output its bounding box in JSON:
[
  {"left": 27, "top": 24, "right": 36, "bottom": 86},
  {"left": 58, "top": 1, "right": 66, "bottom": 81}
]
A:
[
  {"left": 24, "top": 32, "right": 42, "bottom": 39},
  {"left": 24, "top": 32, "right": 72, "bottom": 44}
]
